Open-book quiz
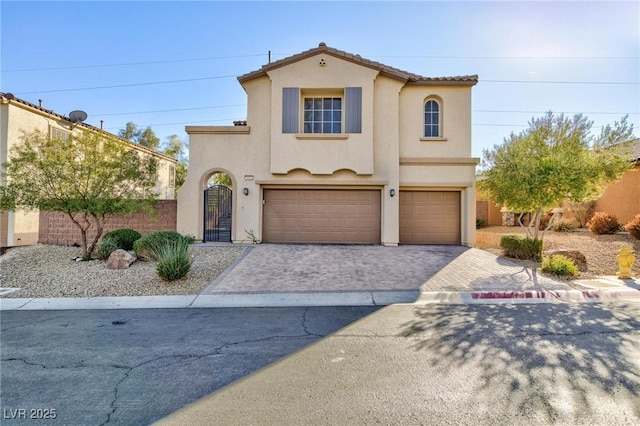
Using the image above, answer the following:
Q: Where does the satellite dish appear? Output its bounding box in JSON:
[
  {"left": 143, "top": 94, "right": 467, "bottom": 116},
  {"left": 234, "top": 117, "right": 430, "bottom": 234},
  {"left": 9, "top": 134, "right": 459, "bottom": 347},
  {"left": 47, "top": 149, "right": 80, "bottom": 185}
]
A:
[{"left": 69, "top": 110, "right": 87, "bottom": 123}]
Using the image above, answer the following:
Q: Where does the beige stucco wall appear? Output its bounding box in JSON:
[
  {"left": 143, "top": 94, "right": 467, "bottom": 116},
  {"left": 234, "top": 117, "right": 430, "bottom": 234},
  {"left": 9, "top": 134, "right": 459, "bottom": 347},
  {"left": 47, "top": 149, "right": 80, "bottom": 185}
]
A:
[
  {"left": 594, "top": 165, "right": 640, "bottom": 224},
  {"left": 0, "top": 98, "right": 176, "bottom": 247},
  {"left": 267, "top": 54, "right": 378, "bottom": 175},
  {"left": 399, "top": 86, "right": 472, "bottom": 158},
  {"left": 178, "top": 53, "right": 478, "bottom": 246}
]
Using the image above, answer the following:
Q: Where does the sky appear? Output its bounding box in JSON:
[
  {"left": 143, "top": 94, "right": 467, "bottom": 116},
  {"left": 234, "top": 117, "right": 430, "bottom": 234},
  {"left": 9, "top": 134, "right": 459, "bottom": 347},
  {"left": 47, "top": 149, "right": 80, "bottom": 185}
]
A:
[{"left": 1, "top": 0, "right": 638, "bottom": 159}]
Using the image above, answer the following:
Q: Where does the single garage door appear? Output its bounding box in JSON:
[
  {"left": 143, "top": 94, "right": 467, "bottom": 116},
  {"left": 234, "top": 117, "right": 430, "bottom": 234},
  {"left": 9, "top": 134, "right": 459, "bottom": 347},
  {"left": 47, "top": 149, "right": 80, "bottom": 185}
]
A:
[
  {"left": 399, "top": 191, "right": 461, "bottom": 244},
  {"left": 263, "top": 189, "right": 381, "bottom": 243}
]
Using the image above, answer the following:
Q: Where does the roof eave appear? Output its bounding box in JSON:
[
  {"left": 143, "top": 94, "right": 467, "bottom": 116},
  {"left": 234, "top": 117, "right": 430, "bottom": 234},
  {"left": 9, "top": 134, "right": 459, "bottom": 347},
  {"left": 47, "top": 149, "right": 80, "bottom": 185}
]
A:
[{"left": 406, "top": 78, "right": 479, "bottom": 87}]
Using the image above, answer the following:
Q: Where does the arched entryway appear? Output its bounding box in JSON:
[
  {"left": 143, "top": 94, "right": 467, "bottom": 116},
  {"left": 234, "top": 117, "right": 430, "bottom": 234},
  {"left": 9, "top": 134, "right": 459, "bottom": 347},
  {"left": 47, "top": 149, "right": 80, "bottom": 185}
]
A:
[{"left": 203, "top": 173, "right": 232, "bottom": 242}]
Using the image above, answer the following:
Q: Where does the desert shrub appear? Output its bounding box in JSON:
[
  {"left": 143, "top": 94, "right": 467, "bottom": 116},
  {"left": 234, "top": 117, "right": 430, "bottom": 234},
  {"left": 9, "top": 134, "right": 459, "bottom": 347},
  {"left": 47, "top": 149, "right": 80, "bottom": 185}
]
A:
[
  {"left": 538, "top": 214, "right": 551, "bottom": 230},
  {"left": 95, "top": 235, "right": 120, "bottom": 260},
  {"left": 587, "top": 212, "right": 621, "bottom": 235},
  {"left": 625, "top": 214, "right": 640, "bottom": 240},
  {"left": 153, "top": 238, "right": 193, "bottom": 281},
  {"left": 103, "top": 228, "right": 141, "bottom": 251},
  {"left": 550, "top": 219, "right": 575, "bottom": 233},
  {"left": 133, "top": 231, "right": 193, "bottom": 260},
  {"left": 541, "top": 255, "right": 579, "bottom": 277},
  {"left": 500, "top": 234, "right": 543, "bottom": 261},
  {"left": 476, "top": 219, "right": 486, "bottom": 229},
  {"left": 567, "top": 201, "right": 595, "bottom": 228}
]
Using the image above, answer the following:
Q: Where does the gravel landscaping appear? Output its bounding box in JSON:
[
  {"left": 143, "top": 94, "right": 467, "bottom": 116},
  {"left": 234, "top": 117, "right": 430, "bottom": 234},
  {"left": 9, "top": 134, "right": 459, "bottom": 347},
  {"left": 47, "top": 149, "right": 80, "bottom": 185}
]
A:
[
  {"left": 0, "top": 244, "right": 244, "bottom": 299},
  {"left": 477, "top": 226, "right": 640, "bottom": 280}
]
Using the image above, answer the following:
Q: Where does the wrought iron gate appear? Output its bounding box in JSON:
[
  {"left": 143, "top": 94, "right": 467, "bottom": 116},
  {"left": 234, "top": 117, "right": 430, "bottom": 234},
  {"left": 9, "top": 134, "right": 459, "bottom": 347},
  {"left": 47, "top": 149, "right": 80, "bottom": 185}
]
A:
[{"left": 204, "top": 185, "right": 232, "bottom": 242}]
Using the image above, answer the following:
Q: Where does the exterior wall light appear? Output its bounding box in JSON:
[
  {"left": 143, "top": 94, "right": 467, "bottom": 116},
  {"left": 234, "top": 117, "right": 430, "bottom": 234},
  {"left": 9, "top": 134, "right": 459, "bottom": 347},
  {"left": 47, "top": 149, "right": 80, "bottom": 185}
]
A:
[
  {"left": 389, "top": 189, "right": 395, "bottom": 197},
  {"left": 243, "top": 188, "right": 249, "bottom": 196}
]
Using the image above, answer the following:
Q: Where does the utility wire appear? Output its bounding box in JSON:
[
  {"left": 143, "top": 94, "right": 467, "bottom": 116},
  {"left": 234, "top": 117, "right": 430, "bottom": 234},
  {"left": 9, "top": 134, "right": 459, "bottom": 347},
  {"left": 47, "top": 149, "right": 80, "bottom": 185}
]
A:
[
  {"left": 104, "top": 117, "right": 244, "bottom": 130},
  {"left": 482, "top": 80, "right": 637, "bottom": 85},
  {"left": 2, "top": 54, "right": 266, "bottom": 73},
  {"left": 6, "top": 53, "right": 635, "bottom": 73},
  {"left": 474, "top": 110, "right": 639, "bottom": 115},
  {"left": 15, "top": 77, "right": 639, "bottom": 95},
  {"left": 95, "top": 104, "right": 246, "bottom": 116},
  {"left": 15, "top": 75, "right": 238, "bottom": 94}
]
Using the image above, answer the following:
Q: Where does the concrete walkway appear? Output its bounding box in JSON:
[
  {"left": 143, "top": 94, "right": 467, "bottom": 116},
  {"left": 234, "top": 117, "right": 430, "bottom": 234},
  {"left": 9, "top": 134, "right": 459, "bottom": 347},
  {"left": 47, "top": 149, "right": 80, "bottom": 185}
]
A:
[{"left": 2, "top": 245, "right": 638, "bottom": 310}]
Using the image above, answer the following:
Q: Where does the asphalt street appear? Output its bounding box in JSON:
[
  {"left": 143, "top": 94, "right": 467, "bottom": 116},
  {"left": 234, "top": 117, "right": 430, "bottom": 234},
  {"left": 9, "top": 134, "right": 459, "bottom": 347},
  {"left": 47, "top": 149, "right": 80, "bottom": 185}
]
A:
[
  {"left": 2, "top": 303, "right": 640, "bottom": 425},
  {"left": 162, "top": 302, "right": 640, "bottom": 425},
  {"left": 0, "top": 307, "right": 379, "bottom": 425}
]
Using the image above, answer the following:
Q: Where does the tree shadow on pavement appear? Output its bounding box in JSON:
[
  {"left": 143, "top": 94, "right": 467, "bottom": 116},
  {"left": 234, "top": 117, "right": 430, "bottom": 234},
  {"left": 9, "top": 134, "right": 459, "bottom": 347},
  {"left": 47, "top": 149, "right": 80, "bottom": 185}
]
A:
[{"left": 399, "top": 303, "right": 640, "bottom": 423}]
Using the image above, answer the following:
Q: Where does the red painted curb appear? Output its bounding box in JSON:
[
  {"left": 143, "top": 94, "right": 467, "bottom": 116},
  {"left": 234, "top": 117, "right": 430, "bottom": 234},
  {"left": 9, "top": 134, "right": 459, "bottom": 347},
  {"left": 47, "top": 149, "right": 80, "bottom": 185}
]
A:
[{"left": 469, "top": 289, "right": 640, "bottom": 301}]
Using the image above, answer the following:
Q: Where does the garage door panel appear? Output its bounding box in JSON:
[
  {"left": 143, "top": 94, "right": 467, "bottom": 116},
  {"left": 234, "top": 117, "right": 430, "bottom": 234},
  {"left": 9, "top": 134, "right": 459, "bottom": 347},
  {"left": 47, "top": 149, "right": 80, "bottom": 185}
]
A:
[
  {"left": 263, "top": 189, "right": 381, "bottom": 243},
  {"left": 399, "top": 191, "right": 460, "bottom": 245}
]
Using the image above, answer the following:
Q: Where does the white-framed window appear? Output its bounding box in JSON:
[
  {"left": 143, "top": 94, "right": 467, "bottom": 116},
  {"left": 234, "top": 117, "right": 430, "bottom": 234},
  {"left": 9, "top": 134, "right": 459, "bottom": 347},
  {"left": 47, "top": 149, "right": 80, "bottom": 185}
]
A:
[
  {"left": 303, "top": 97, "right": 342, "bottom": 134},
  {"left": 282, "top": 87, "right": 361, "bottom": 134},
  {"left": 169, "top": 165, "right": 176, "bottom": 188},
  {"left": 50, "top": 127, "right": 70, "bottom": 141},
  {"left": 424, "top": 99, "right": 441, "bottom": 138}
]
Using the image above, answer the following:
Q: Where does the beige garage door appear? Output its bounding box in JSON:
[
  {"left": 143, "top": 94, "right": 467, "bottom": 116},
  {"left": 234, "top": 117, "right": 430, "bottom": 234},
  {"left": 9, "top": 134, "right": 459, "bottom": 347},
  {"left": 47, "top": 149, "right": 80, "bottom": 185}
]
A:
[
  {"left": 263, "top": 189, "right": 381, "bottom": 243},
  {"left": 400, "top": 191, "right": 461, "bottom": 244}
]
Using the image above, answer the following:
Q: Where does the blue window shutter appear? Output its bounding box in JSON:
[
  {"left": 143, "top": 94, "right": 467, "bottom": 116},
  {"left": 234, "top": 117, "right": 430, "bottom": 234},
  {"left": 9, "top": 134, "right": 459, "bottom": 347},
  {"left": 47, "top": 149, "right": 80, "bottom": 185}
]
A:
[
  {"left": 282, "top": 87, "right": 299, "bottom": 133},
  {"left": 345, "top": 87, "right": 362, "bottom": 133}
]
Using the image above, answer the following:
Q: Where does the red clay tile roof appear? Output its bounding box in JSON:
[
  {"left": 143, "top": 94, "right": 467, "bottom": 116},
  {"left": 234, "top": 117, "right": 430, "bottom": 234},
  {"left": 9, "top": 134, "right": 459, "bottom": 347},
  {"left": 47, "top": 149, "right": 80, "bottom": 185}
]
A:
[{"left": 238, "top": 42, "right": 478, "bottom": 86}]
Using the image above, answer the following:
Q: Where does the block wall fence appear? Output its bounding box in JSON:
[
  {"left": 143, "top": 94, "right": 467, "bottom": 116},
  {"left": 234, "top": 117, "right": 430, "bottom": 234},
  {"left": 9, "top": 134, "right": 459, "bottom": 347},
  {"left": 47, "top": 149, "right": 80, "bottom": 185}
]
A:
[{"left": 38, "top": 200, "right": 177, "bottom": 247}]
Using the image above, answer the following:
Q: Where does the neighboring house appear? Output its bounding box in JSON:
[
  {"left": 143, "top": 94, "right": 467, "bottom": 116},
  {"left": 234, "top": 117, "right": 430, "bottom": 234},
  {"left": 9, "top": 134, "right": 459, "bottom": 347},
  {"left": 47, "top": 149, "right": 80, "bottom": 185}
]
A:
[
  {"left": 592, "top": 138, "right": 640, "bottom": 224},
  {"left": 177, "top": 43, "right": 479, "bottom": 246},
  {"left": 0, "top": 92, "right": 177, "bottom": 248},
  {"left": 477, "top": 138, "right": 640, "bottom": 227}
]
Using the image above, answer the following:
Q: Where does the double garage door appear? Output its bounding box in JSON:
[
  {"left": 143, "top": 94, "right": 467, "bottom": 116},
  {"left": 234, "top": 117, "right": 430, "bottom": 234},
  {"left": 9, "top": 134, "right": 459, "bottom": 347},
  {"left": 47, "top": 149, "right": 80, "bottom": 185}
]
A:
[
  {"left": 263, "top": 189, "right": 381, "bottom": 243},
  {"left": 262, "top": 189, "right": 460, "bottom": 245}
]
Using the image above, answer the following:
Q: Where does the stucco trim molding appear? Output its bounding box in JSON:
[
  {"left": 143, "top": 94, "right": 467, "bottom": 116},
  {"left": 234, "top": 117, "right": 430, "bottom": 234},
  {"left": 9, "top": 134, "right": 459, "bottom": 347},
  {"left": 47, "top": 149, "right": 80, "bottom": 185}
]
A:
[
  {"left": 400, "top": 157, "right": 481, "bottom": 166},
  {"left": 295, "top": 134, "right": 349, "bottom": 140},
  {"left": 419, "top": 137, "right": 448, "bottom": 143},
  {"left": 255, "top": 180, "right": 389, "bottom": 186},
  {"left": 400, "top": 182, "right": 475, "bottom": 189},
  {"left": 185, "top": 126, "right": 251, "bottom": 135}
]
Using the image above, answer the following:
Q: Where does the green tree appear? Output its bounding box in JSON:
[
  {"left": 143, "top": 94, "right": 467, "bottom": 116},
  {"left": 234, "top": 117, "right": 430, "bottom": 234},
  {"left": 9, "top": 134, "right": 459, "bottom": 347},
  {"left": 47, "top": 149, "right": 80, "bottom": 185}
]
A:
[
  {"left": 479, "top": 112, "right": 634, "bottom": 243},
  {"left": 162, "top": 134, "right": 188, "bottom": 190},
  {"left": 207, "top": 172, "right": 232, "bottom": 188},
  {"left": 0, "top": 130, "right": 159, "bottom": 258},
  {"left": 138, "top": 127, "right": 160, "bottom": 150},
  {"left": 118, "top": 121, "right": 160, "bottom": 150}
]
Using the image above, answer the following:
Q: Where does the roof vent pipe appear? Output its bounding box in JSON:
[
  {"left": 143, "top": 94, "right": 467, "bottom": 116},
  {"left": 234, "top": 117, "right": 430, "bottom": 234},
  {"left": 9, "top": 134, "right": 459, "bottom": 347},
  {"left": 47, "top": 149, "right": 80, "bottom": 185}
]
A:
[
  {"left": 39, "top": 99, "right": 42, "bottom": 108},
  {"left": 100, "top": 120, "right": 104, "bottom": 130}
]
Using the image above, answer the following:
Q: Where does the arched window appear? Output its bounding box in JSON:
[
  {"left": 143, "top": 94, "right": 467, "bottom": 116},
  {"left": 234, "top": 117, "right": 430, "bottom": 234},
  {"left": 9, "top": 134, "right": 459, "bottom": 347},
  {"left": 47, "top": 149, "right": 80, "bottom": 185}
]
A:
[{"left": 424, "top": 99, "right": 440, "bottom": 138}]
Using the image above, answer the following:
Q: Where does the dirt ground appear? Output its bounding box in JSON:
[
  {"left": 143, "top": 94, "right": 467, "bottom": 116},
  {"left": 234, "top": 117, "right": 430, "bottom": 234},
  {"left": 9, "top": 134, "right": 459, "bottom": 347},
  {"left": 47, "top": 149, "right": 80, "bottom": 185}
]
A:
[{"left": 476, "top": 226, "right": 640, "bottom": 279}]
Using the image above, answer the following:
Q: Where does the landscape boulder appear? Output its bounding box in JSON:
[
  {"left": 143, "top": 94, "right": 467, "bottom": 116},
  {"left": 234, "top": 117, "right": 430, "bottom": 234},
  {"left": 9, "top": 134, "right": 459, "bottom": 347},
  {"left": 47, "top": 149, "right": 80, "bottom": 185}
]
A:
[
  {"left": 549, "top": 250, "right": 587, "bottom": 272},
  {"left": 106, "top": 249, "right": 137, "bottom": 269}
]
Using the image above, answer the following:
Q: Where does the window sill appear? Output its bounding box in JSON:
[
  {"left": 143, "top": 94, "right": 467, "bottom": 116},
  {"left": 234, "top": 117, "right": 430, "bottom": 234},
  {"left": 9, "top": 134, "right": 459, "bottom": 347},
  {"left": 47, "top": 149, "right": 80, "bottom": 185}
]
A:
[
  {"left": 295, "top": 134, "right": 349, "bottom": 140},
  {"left": 420, "top": 137, "right": 448, "bottom": 142}
]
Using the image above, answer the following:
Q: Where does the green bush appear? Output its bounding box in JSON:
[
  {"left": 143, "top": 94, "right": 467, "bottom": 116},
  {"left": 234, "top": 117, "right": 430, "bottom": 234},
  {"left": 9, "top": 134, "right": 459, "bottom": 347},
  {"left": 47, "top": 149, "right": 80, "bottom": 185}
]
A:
[
  {"left": 541, "top": 255, "right": 579, "bottom": 277},
  {"left": 153, "top": 238, "right": 193, "bottom": 281},
  {"left": 133, "top": 231, "right": 193, "bottom": 260},
  {"left": 550, "top": 219, "right": 575, "bottom": 233},
  {"left": 500, "top": 234, "right": 543, "bottom": 261},
  {"left": 587, "top": 212, "right": 621, "bottom": 235},
  {"left": 625, "top": 214, "right": 640, "bottom": 240},
  {"left": 476, "top": 219, "right": 486, "bottom": 229},
  {"left": 103, "top": 228, "right": 142, "bottom": 250},
  {"left": 95, "top": 235, "right": 120, "bottom": 260}
]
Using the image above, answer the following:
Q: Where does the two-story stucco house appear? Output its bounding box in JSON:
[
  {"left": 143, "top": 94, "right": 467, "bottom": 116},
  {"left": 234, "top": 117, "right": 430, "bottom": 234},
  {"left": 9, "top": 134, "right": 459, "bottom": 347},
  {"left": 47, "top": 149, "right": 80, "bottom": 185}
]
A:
[
  {"left": 177, "top": 43, "right": 479, "bottom": 246},
  {"left": 0, "top": 92, "right": 177, "bottom": 248}
]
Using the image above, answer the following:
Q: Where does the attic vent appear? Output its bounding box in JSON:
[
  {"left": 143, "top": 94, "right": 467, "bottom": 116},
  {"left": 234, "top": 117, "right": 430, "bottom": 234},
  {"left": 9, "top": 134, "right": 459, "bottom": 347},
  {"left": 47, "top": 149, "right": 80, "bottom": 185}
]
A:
[{"left": 319, "top": 58, "right": 326, "bottom": 67}]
